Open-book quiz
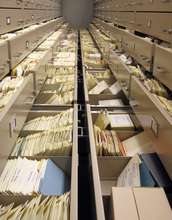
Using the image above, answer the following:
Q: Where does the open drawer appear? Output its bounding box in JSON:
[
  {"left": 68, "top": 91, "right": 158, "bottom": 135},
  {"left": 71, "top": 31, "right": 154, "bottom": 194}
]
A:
[
  {"left": 122, "top": 31, "right": 154, "bottom": 72},
  {"left": 86, "top": 104, "right": 144, "bottom": 220},
  {"left": 0, "top": 74, "right": 34, "bottom": 175},
  {"left": 153, "top": 45, "right": 172, "bottom": 91},
  {"left": 129, "top": 76, "right": 172, "bottom": 179}
]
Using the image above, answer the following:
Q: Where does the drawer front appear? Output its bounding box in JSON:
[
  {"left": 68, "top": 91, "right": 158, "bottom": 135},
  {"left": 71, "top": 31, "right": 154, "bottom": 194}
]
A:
[
  {"left": 117, "top": 12, "right": 135, "bottom": 29},
  {"left": 23, "top": 9, "right": 38, "bottom": 27},
  {"left": 23, "top": 0, "right": 38, "bottom": 9},
  {"left": 122, "top": 32, "right": 154, "bottom": 72},
  {"left": 135, "top": 13, "right": 172, "bottom": 43},
  {"left": 153, "top": 45, "right": 172, "bottom": 90},
  {"left": 40, "top": 9, "right": 48, "bottom": 21},
  {"left": 0, "top": 0, "right": 22, "bottom": 8},
  {"left": 9, "top": 31, "right": 37, "bottom": 69},
  {"left": 130, "top": 76, "right": 172, "bottom": 179},
  {"left": 136, "top": 0, "right": 172, "bottom": 11},
  {"left": 120, "top": 0, "right": 136, "bottom": 11},
  {"left": 109, "top": 55, "right": 131, "bottom": 98},
  {"left": 0, "top": 74, "right": 34, "bottom": 175},
  {"left": 0, "top": 9, "right": 23, "bottom": 35},
  {"left": 0, "top": 42, "right": 9, "bottom": 79}
]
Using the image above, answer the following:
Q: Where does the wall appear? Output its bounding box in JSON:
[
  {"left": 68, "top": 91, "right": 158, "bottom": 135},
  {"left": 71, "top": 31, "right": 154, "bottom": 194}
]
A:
[{"left": 62, "top": 0, "right": 93, "bottom": 28}]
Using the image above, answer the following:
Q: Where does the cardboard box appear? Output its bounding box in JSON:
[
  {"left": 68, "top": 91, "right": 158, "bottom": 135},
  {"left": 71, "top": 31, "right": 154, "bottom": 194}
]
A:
[
  {"left": 109, "top": 187, "right": 139, "bottom": 220},
  {"left": 109, "top": 187, "right": 172, "bottom": 220}
]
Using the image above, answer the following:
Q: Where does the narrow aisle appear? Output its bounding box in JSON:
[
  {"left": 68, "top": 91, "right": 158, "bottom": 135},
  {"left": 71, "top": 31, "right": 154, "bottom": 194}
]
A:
[{"left": 77, "top": 30, "right": 93, "bottom": 220}]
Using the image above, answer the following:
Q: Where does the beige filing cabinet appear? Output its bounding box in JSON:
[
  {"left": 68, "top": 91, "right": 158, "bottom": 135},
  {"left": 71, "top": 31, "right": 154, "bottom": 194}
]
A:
[{"left": 0, "top": 14, "right": 78, "bottom": 219}]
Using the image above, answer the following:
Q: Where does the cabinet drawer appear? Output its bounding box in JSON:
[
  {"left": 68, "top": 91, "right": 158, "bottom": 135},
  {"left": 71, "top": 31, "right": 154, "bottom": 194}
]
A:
[
  {"left": 0, "top": 0, "right": 22, "bottom": 8},
  {"left": 0, "top": 42, "right": 9, "bottom": 79},
  {"left": 23, "top": 9, "right": 38, "bottom": 27},
  {"left": 23, "top": 0, "right": 38, "bottom": 9},
  {"left": 153, "top": 45, "right": 172, "bottom": 90},
  {"left": 0, "top": 9, "right": 23, "bottom": 35},
  {"left": 119, "top": 0, "right": 136, "bottom": 11},
  {"left": 122, "top": 32, "right": 154, "bottom": 72},
  {"left": 117, "top": 12, "right": 135, "bottom": 29},
  {"left": 9, "top": 31, "right": 38, "bottom": 69},
  {"left": 0, "top": 74, "right": 34, "bottom": 175},
  {"left": 136, "top": 0, "right": 172, "bottom": 11},
  {"left": 130, "top": 76, "right": 172, "bottom": 179},
  {"left": 108, "top": 53, "right": 132, "bottom": 98},
  {"left": 135, "top": 13, "right": 172, "bottom": 43}
]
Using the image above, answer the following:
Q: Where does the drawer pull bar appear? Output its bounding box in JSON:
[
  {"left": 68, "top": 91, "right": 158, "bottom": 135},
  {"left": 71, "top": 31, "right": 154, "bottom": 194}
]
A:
[
  {"left": 160, "top": 0, "right": 170, "bottom": 2},
  {"left": 0, "top": 63, "right": 9, "bottom": 70},
  {"left": 14, "top": 52, "right": 23, "bottom": 58},
  {"left": 25, "top": 96, "right": 35, "bottom": 106},
  {"left": 135, "top": 23, "right": 141, "bottom": 26},
  {"left": 157, "top": 28, "right": 167, "bottom": 33},
  {"left": 155, "top": 66, "right": 166, "bottom": 73},
  {"left": 129, "top": 98, "right": 138, "bottom": 107}
]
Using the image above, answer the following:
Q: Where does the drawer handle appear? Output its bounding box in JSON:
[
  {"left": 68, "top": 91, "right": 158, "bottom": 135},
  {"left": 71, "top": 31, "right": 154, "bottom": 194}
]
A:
[
  {"left": 37, "top": 78, "right": 45, "bottom": 85},
  {"left": 17, "top": 19, "right": 24, "bottom": 24},
  {"left": 139, "top": 55, "right": 150, "bottom": 63},
  {"left": 157, "top": 28, "right": 167, "bottom": 33},
  {"left": 25, "top": 96, "right": 35, "bottom": 106},
  {"left": 135, "top": 23, "right": 141, "bottom": 26},
  {"left": 25, "top": 19, "right": 30, "bottom": 22},
  {"left": 14, "top": 52, "right": 23, "bottom": 57},
  {"left": 154, "top": 66, "right": 166, "bottom": 73},
  {"left": 0, "top": 63, "right": 9, "bottom": 71},
  {"left": 129, "top": 98, "right": 138, "bottom": 107},
  {"left": 160, "top": 0, "right": 170, "bottom": 2},
  {"left": 136, "top": 2, "right": 144, "bottom": 5}
]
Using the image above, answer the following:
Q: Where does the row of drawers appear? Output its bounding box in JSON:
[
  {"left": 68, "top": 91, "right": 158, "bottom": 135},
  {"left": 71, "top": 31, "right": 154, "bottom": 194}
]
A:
[
  {"left": 0, "top": 0, "right": 61, "bottom": 10},
  {"left": 0, "top": 8, "right": 62, "bottom": 35},
  {"left": 94, "top": 0, "right": 172, "bottom": 12},
  {"left": 94, "top": 12, "right": 172, "bottom": 43},
  {"left": 80, "top": 30, "right": 172, "bottom": 219},
  {"left": 0, "top": 17, "right": 65, "bottom": 79},
  {"left": 92, "top": 18, "right": 172, "bottom": 91}
]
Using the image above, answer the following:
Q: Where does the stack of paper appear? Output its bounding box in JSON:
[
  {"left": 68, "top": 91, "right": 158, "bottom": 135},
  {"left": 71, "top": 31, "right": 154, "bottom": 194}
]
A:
[
  {"left": 12, "top": 126, "right": 73, "bottom": 156},
  {"left": 0, "top": 192, "right": 70, "bottom": 220},
  {"left": 0, "top": 158, "right": 70, "bottom": 195},
  {"left": 45, "top": 91, "right": 74, "bottom": 105},
  {"left": 0, "top": 76, "right": 25, "bottom": 93},
  {"left": 22, "top": 108, "right": 73, "bottom": 130},
  {"left": 45, "top": 75, "right": 74, "bottom": 84},
  {"left": 109, "top": 114, "right": 135, "bottom": 131},
  {"left": 47, "top": 67, "right": 75, "bottom": 77},
  {"left": 94, "top": 125, "right": 126, "bottom": 156}
]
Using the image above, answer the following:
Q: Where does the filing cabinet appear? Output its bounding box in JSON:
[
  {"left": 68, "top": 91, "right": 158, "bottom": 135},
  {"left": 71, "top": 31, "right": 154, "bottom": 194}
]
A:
[
  {"left": 130, "top": 76, "right": 172, "bottom": 179},
  {"left": 0, "top": 74, "right": 34, "bottom": 174},
  {"left": 0, "top": 9, "right": 23, "bottom": 35},
  {"left": 135, "top": 12, "right": 172, "bottom": 43}
]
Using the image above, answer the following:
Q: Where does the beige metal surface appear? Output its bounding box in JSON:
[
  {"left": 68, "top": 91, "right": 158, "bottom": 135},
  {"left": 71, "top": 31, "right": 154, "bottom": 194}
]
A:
[
  {"left": 135, "top": 12, "right": 172, "bottom": 43},
  {"left": 117, "top": 12, "right": 135, "bottom": 29},
  {"left": 122, "top": 31, "right": 154, "bottom": 72},
  {"left": 153, "top": 45, "right": 172, "bottom": 91},
  {"left": 86, "top": 104, "right": 106, "bottom": 220},
  {"left": 0, "top": 0, "right": 22, "bottom": 8},
  {"left": 23, "top": 9, "right": 39, "bottom": 27},
  {"left": 0, "top": 42, "right": 9, "bottom": 79},
  {"left": 0, "top": 74, "right": 34, "bottom": 175},
  {"left": 136, "top": 0, "right": 172, "bottom": 11},
  {"left": 130, "top": 76, "right": 172, "bottom": 180},
  {"left": 0, "top": 9, "right": 23, "bottom": 35}
]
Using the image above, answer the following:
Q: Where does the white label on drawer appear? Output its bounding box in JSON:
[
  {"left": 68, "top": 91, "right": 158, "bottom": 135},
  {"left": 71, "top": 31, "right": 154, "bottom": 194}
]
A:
[
  {"left": 9, "top": 115, "right": 17, "bottom": 137},
  {"left": 109, "top": 81, "right": 121, "bottom": 94},
  {"left": 6, "top": 17, "right": 11, "bottom": 25},
  {"left": 31, "top": 0, "right": 34, "bottom": 3},
  {"left": 149, "top": 0, "right": 153, "bottom": 3},
  {"left": 124, "top": 17, "right": 126, "bottom": 22},
  {"left": 26, "top": 41, "right": 29, "bottom": 49},
  {"left": 32, "top": 15, "right": 34, "bottom": 20},
  {"left": 147, "top": 20, "right": 151, "bottom": 28},
  {"left": 131, "top": 42, "right": 135, "bottom": 51}
]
